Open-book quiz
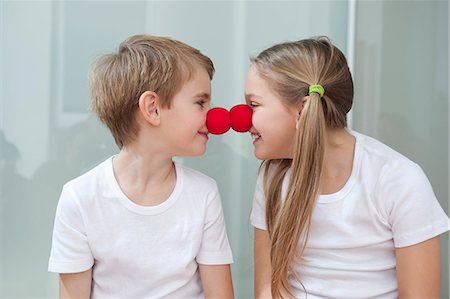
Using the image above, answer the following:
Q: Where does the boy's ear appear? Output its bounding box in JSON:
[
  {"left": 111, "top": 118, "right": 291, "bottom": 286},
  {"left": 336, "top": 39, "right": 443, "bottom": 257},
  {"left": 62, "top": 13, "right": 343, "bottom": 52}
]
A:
[{"left": 138, "top": 91, "right": 161, "bottom": 126}]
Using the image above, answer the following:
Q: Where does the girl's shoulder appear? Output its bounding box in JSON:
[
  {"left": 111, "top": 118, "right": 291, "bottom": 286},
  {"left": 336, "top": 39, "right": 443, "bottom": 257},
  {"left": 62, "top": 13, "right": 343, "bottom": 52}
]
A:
[
  {"left": 350, "top": 130, "right": 419, "bottom": 177},
  {"left": 351, "top": 130, "right": 410, "bottom": 163},
  {"left": 350, "top": 131, "right": 431, "bottom": 198}
]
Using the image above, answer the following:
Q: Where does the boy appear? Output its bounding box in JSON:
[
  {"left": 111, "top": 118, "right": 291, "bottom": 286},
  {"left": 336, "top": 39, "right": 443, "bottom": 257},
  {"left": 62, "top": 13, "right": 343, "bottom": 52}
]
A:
[{"left": 48, "top": 34, "right": 234, "bottom": 298}]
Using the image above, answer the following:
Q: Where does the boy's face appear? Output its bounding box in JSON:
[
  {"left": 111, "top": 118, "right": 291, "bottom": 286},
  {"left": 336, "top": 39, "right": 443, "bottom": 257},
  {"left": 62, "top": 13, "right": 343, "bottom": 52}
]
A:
[{"left": 159, "top": 67, "right": 211, "bottom": 156}]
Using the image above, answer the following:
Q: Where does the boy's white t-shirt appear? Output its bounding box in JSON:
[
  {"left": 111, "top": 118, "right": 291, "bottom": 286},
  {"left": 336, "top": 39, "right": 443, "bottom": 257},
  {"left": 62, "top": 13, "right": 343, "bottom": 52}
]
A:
[
  {"left": 251, "top": 130, "right": 450, "bottom": 299},
  {"left": 49, "top": 157, "right": 233, "bottom": 298}
]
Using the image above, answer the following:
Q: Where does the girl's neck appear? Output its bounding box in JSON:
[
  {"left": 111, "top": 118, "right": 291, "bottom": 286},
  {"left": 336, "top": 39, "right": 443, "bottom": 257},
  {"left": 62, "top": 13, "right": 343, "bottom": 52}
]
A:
[
  {"left": 324, "top": 128, "right": 354, "bottom": 148},
  {"left": 320, "top": 128, "right": 356, "bottom": 195}
]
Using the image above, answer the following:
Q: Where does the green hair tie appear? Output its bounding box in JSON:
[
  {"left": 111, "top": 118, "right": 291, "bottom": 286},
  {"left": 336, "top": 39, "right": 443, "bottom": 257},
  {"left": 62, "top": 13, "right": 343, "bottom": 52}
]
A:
[{"left": 308, "top": 84, "right": 325, "bottom": 97}]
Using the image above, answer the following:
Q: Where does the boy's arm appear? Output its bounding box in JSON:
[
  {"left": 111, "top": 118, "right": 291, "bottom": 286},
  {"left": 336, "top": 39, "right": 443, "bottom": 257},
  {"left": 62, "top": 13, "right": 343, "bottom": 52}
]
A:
[
  {"left": 199, "top": 264, "right": 234, "bottom": 299},
  {"left": 254, "top": 228, "right": 272, "bottom": 299},
  {"left": 60, "top": 268, "right": 92, "bottom": 299},
  {"left": 395, "top": 236, "right": 441, "bottom": 298}
]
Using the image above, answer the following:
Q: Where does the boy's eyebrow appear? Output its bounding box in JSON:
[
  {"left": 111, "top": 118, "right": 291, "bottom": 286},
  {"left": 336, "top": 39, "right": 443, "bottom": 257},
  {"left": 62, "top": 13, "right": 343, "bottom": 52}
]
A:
[{"left": 194, "top": 92, "right": 211, "bottom": 100}]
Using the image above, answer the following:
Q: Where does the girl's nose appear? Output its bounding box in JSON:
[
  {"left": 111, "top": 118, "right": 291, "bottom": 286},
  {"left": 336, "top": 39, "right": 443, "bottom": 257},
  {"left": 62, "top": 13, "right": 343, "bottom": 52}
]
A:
[{"left": 230, "top": 104, "right": 253, "bottom": 133}]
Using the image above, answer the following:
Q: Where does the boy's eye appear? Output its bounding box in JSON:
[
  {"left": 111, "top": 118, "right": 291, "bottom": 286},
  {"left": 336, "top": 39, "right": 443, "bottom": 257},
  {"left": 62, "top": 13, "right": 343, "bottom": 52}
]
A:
[
  {"left": 249, "top": 101, "right": 259, "bottom": 108},
  {"left": 196, "top": 100, "right": 206, "bottom": 108}
]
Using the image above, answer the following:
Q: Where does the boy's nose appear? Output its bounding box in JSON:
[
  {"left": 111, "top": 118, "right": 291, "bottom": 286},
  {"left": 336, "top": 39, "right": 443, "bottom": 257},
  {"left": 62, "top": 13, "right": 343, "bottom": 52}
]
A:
[
  {"left": 206, "top": 107, "right": 231, "bottom": 134},
  {"left": 206, "top": 104, "right": 252, "bottom": 135}
]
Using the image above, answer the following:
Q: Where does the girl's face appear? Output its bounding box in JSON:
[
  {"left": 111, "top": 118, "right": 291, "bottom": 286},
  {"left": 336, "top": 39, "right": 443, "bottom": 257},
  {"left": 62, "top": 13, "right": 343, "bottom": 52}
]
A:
[{"left": 245, "top": 67, "right": 298, "bottom": 160}]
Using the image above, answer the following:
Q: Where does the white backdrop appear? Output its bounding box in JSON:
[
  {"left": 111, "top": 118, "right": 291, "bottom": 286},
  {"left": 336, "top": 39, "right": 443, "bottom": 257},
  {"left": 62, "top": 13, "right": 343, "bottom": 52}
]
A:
[{"left": 1, "top": 1, "right": 447, "bottom": 297}]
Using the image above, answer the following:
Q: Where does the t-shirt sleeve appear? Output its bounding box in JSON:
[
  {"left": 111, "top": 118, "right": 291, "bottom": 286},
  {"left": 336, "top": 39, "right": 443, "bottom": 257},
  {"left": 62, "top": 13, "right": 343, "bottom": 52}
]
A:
[
  {"left": 196, "top": 182, "right": 233, "bottom": 265},
  {"left": 250, "top": 168, "right": 268, "bottom": 230},
  {"left": 48, "top": 185, "right": 94, "bottom": 273},
  {"left": 377, "top": 160, "right": 450, "bottom": 248}
]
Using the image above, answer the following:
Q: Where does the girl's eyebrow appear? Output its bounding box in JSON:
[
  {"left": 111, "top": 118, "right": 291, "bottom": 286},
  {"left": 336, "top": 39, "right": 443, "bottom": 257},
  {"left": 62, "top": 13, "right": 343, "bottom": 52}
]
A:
[{"left": 245, "top": 93, "right": 261, "bottom": 99}]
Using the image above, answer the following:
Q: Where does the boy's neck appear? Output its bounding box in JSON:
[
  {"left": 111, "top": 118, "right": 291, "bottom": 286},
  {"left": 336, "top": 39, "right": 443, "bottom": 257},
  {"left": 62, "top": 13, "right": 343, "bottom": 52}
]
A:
[{"left": 112, "top": 148, "right": 177, "bottom": 207}]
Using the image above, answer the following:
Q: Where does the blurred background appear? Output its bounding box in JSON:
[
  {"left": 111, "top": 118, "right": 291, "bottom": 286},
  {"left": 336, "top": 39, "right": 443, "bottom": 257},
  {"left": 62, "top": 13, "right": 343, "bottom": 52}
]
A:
[{"left": 0, "top": 0, "right": 448, "bottom": 297}]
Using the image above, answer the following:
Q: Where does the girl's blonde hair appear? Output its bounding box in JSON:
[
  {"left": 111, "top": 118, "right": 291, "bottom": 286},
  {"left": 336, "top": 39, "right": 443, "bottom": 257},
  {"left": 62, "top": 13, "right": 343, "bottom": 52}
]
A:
[
  {"left": 90, "top": 34, "right": 214, "bottom": 148},
  {"left": 251, "top": 37, "right": 353, "bottom": 298}
]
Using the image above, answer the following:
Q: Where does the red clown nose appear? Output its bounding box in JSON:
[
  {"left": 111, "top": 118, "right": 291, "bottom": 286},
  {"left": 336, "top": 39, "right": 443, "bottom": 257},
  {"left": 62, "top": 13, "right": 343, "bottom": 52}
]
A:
[
  {"left": 206, "top": 104, "right": 253, "bottom": 135},
  {"left": 206, "top": 107, "right": 231, "bottom": 134},
  {"left": 230, "top": 104, "right": 253, "bottom": 132}
]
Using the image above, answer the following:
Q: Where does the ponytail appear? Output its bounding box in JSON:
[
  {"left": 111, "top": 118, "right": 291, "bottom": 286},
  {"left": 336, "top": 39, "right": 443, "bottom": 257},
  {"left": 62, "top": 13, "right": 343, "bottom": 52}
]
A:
[{"left": 270, "top": 92, "right": 326, "bottom": 298}]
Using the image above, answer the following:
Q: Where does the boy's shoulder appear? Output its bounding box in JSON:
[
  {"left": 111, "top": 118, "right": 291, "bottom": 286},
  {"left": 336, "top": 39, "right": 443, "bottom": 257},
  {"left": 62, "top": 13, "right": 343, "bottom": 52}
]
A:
[
  {"left": 63, "top": 156, "right": 112, "bottom": 195},
  {"left": 175, "top": 162, "right": 218, "bottom": 191}
]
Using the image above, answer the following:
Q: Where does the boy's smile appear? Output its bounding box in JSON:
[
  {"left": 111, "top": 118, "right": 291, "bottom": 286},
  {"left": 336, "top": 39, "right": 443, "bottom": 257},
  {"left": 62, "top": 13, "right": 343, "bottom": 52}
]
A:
[{"left": 198, "top": 131, "right": 209, "bottom": 140}]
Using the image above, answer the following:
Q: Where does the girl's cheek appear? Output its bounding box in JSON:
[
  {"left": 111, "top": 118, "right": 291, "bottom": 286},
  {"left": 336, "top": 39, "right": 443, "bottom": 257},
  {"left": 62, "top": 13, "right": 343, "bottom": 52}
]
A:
[
  {"left": 251, "top": 114, "right": 259, "bottom": 128},
  {"left": 254, "top": 112, "right": 265, "bottom": 127}
]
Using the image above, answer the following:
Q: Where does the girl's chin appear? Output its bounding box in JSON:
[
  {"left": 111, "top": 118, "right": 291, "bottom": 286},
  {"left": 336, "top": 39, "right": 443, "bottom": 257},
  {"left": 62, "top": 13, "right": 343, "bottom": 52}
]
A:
[
  {"left": 254, "top": 149, "right": 269, "bottom": 160},
  {"left": 254, "top": 149, "right": 292, "bottom": 160}
]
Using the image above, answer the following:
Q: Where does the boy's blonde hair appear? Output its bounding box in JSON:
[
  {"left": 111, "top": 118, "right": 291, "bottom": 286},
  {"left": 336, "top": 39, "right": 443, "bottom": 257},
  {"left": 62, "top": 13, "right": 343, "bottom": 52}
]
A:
[
  {"left": 90, "top": 34, "right": 215, "bottom": 148},
  {"left": 252, "top": 37, "right": 353, "bottom": 298}
]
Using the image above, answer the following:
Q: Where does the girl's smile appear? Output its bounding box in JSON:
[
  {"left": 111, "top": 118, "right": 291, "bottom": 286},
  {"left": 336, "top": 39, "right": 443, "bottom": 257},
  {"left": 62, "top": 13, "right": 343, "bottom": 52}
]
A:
[{"left": 250, "top": 132, "right": 261, "bottom": 144}]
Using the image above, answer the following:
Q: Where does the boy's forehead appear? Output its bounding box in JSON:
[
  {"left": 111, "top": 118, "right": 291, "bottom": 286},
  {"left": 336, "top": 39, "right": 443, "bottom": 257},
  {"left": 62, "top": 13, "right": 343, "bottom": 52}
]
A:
[
  {"left": 182, "top": 63, "right": 212, "bottom": 81},
  {"left": 183, "top": 69, "right": 211, "bottom": 90},
  {"left": 171, "top": 72, "right": 211, "bottom": 103}
]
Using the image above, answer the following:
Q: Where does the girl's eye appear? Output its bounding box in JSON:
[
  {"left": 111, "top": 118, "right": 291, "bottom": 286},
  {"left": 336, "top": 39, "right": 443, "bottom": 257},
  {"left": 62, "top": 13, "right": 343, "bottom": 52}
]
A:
[{"left": 249, "top": 102, "right": 259, "bottom": 108}]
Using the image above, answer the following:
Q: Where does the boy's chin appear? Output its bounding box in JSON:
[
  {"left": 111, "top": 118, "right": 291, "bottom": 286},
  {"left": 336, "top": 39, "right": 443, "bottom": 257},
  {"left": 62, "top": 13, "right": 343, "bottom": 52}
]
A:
[
  {"left": 192, "top": 150, "right": 206, "bottom": 156},
  {"left": 181, "top": 147, "right": 207, "bottom": 157}
]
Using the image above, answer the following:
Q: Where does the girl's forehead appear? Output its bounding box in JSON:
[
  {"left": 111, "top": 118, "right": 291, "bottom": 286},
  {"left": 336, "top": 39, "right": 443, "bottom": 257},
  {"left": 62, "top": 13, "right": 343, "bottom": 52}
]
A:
[{"left": 246, "top": 68, "right": 268, "bottom": 87}]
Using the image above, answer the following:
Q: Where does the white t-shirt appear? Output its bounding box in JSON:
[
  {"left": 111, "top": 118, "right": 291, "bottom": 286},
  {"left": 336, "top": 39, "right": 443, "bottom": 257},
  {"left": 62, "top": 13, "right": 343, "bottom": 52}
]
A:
[
  {"left": 49, "top": 157, "right": 233, "bottom": 298},
  {"left": 251, "top": 130, "right": 450, "bottom": 299}
]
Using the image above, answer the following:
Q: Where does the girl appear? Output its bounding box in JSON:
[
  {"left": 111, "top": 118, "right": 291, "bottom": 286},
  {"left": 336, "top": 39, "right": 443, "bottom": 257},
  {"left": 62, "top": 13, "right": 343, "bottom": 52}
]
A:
[{"left": 247, "top": 37, "right": 450, "bottom": 298}]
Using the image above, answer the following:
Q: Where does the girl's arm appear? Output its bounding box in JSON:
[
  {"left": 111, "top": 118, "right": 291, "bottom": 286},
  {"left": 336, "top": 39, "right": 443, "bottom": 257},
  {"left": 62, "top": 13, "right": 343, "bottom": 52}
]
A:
[
  {"left": 254, "top": 228, "right": 272, "bottom": 299},
  {"left": 396, "top": 236, "right": 441, "bottom": 298},
  {"left": 199, "top": 264, "right": 234, "bottom": 299},
  {"left": 59, "top": 268, "right": 92, "bottom": 299}
]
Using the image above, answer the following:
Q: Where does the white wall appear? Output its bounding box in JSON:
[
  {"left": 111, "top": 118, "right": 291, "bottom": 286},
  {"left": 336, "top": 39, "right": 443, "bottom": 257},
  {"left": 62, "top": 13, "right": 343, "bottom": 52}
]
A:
[
  {"left": 0, "top": 1, "right": 348, "bottom": 296},
  {"left": 1, "top": 0, "right": 447, "bottom": 297}
]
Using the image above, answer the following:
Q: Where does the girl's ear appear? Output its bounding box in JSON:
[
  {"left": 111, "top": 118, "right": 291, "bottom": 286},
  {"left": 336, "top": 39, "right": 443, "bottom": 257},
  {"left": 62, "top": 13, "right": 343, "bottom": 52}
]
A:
[
  {"left": 295, "top": 96, "right": 309, "bottom": 129},
  {"left": 138, "top": 91, "right": 161, "bottom": 126},
  {"left": 296, "top": 96, "right": 310, "bottom": 115}
]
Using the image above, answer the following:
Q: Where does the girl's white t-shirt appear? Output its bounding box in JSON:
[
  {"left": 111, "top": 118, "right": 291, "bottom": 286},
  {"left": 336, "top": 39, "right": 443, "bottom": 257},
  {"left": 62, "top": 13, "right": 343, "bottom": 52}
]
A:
[
  {"left": 49, "top": 157, "right": 233, "bottom": 298},
  {"left": 251, "top": 130, "right": 450, "bottom": 299}
]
